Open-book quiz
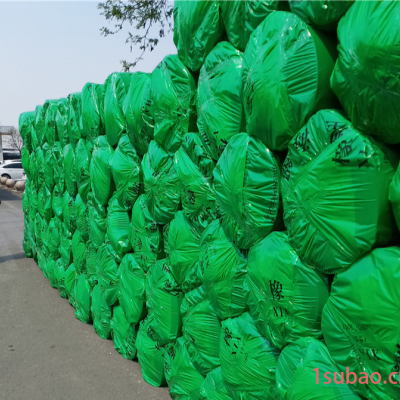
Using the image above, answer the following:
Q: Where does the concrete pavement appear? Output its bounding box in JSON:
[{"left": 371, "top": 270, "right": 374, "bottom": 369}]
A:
[{"left": 0, "top": 186, "right": 171, "bottom": 400}]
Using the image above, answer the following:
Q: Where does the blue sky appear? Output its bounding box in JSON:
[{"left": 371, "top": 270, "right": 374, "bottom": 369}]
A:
[{"left": 0, "top": 1, "right": 176, "bottom": 130}]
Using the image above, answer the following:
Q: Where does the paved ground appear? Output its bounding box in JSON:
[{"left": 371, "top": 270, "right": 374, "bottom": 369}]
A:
[{"left": 0, "top": 185, "right": 171, "bottom": 400}]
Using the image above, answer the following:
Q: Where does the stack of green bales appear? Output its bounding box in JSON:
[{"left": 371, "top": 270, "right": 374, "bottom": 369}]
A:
[{"left": 20, "top": 0, "right": 400, "bottom": 399}]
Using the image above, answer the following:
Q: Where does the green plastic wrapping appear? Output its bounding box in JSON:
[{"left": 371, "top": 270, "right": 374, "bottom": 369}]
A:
[
  {"left": 103, "top": 72, "right": 132, "bottom": 147},
  {"left": 247, "top": 231, "right": 329, "bottom": 350},
  {"left": 289, "top": 0, "right": 353, "bottom": 31},
  {"left": 40, "top": 218, "right": 49, "bottom": 257},
  {"left": 29, "top": 184, "right": 38, "bottom": 216},
  {"left": 72, "top": 230, "right": 86, "bottom": 274},
  {"left": 63, "top": 143, "right": 77, "bottom": 198},
  {"left": 200, "top": 220, "right": 247, "bottom": 320},
  {"left": 91, "top": 284, "right": 112, "bottom": 340},
  {"left": 106, "top": 194, "right": 131, "bottom": 261},
  {"left": 200, "top": 367, "right": 232, "bottom": 400},
  {"left": 151, "top": 55, "right": 197, "bottom": 153},
  {"left": 52, "top": 142, "right": 65, "bottom": 193},
  {"left": 19, "top": 111, "right": 36, "bottom": 152},
  {"left": 109, "top": 134, "right": 142, "bottom": 210},
  {"left": 34, "top": 213, "right": 43, "bottom": 253},
  {"left": 65, "top": 263, "right": 76, "bottom": 307},
  {"left": 75, "top": 274, "right": 91, "bottom": 324},
  {"left": 220, "top": 312, "right": 280, "bottom": 400},
  {"left": 21, "top": 147, "right": 30, "bottom": 179},
  {"left": 243, "top": 11, "right": 337, "bottom": 151},
  {"left": 146, "top": 259, "right": 184, "bottom": 345},
  {"left": 23, "top": 227, "right": 33, "bottom": 258},
  {"left": 219, "top": 0, "right": 279, "bottom": 52},
  {"left": 214, "top": 132, "right": 280, "bottom": 249},
  {"left": 97, "top": 243, "right": 119, "bottom": 306},
  {"left": 197, "top": 42, "right": 245, "bottom": 161},
  {"left": 62, "top": 191, "right": 76, "bottom": 234},
  {"left": 48, "top": 217, "right": 61, "bottom": 261},
  {"left": 90, "top": 135, "right": 115, "bottom": 207},
  {"left": 181, "top": 286, "right": 221, "bottom": 376},
  {"left": 165, "top": 337, "right": 205, "bottom": 399},
  {"left": 75, "top": 138, "right": 92, "bottom": 202},
  {"left": 136, "top": 317, "right": 167, "bottom": 387},
  {"left": 277, "top": 338, "right": 361, "bottom": 400},
  {"left": 331, "top": 1, "right": 400, "bottom": 144},
  {"left": 35, "top": 105, "right": 46, "bottom": 146},
  {"left": 52, "top": 185, "right": 63, "bottom": 220},
  {"left": 38, "top": 184, "right": 53, "bottom": 222},
  {"left": 67, "top": 92, "right": 83, "bottom": 148},
  {"left": 82, "top": 82, "right": 104, "bottom": 145},
  {"left": 22, "top": 181, "right": 30, "bottom": 215},
  {"left": 54, "top": 258, "right": 67, "bottom": 298},
  {"left": 281, "top": 109, "right": 398, "bottom": 273},
  {"left": 47, "top": 258, "right": 57, "bottom": 289},
  {"left": 29, "top": 150, "right": 38, "bottom": 189},
  {"left": 60, "top": 225, "right": 73, "bottom": 268},
  {"left": 118, "top": 253, "right": 146, "bottom": 325},
  {"left": 130, "top": 194, "right": 165, "bottom": 272},
  {"left": 38, "top": 252, "right": 47, "bottom": 277},
  {"left": 56, "top": 98, "right": 69, "bottom": 148},
  {"left": 44, "top": 146, "right": 55, "bottom": 190},
  {"left": 164, "top": 211, "right": 201, "bottom": 292},
  {"left": 87, "top": 192, "right": 107, "bottom": 248},
  {"left": 123, "top": 72, "right": 154, "bottom": 157},
  {"left": 43, "top": 99, "right": 59, "bottom": 146},
  {"left": 322, "top": 247, "right": 400, "bottom": 400},
  {"left": 111, "top": 305, "right": 137, "bottom": 360},
  {"left": 173, "top": 0, "right": 224, "bottom": 72},
  {"left": 142, "top": 140, "right": 180, "bottom": 224},
  {"left": 174, "top": 133, "right": 216, "bottom": 230},
  {"left": 389, "top": 165, "right": 400, "bottom": 231},
  {"left": 36, "top": 147, "right": 45, "bottom": 188},
  {"left": 75, "top": 193, "right": 89, "bottom": 241},
  {"left": 29, "top": 214, "right": 37, "bottom": 255},
  {"left": 86, "top": 241, "right": 99, "bottom": 287}
]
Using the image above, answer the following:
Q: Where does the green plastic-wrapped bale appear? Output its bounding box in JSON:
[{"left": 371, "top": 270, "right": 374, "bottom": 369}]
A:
[
  {"left": 75, "top": 274, "right": 91, "bottom": 324},
  {"left": 173, "top": 0, "right": 224, "bottom": 72},
  {"left": 21, "top": 147, "right": 30, "bottom": 180},
  {"left": 65, "top": 263, "right": 76, "bottom": 307},
  {"left": 107, "top": 194, "right": 131, "bottom": 262},
  {"left": 87, "top": 192, "right": 107, "bottom": 248},
  {"left": 36, "top": 146, "right": 45, "bottom": 188},
  {"left": 91, "top": 284, "right": 112, "bottom": 340},
  {"left": 52, "top": 142, "right": 65, "bottom": 193},
  {"left": 97, "top": 243, "right": 119, "bottom": 306},
  {"left": 389, "top": 165, "right": 400, "bottom": 231},
  {"left": 142, "top": 140, "right": 180, "bottom": 224},
  {"left": 38, "top": 184, "right": 53, "bottom": 222},
  {"left": 219, "top": 0, "right": 279, "bottom": 52},
  {"left": 247, "top": 231, "right": 329, "bottom": 350},
  {"left": 118, "top": 253, "right": 146, "bottom": 325},
  {"left": 289, "top": 0, "right": 353, "bottom": 31},
  {"left": 200, "top": 220, "right": 247, "bottom": 320},
  {"left": 29, "top": 150, "right": 39, "bottom": 189},
  {"left": 164, "top": 211, "right": 201, "bottom": 292},
  {"left": 54, "top": 258, "right": 67, "bottom": 298},
  {"left": 19, "top": 111, "right": 36, "bottom": 152},
  {"left": 44, "top": 145, "right": 55, "bottom": 190},
  {"left": 63, "top": 143, "right": 77, "bottom": 198},
  {"left": 48, "top": 217, "right": 61, "bottom": 261},
  {"left": 331, "top": 1, "right": 400, "bottom": 144},
  {"left": 146, "top": 259, "right": 184, "bottom": 345},
  {"left": 75, "top": 193, "right": 89, "bottom": 241},
  {"left": 86, "top": 241, "right": 98, "bottom": 287},
  {"left": 197, "top": 42, "right": 245, "bottom": 161},
  {"left": 43, "top": 99, "right": 59, "bottom": 146},
  {"left": 243, "top": 11, "right": 337, "bottom": 151},
  {"left": 110, "top": 134, "right": 142, "bottom": 210},
  {"left": 60, "top": 226, "right": 73, "bottom": 268},
  {"left": 276, "top": 338, "right": 361, "bottom": 400},
  {"left": 281, "top": 110, "right": 398, "bottom": 273},
  {"left": 130, "top": 194, "right": 165, "bottom": 272},
  {"left": 72, "top": 230, "right": 86, "bottom": 274},
  {"left": 75, "top": 138, "right": 92, "bottom": 202},
  {"left": 56, "top": 98, "right": 69, "bottom": 148},
  {"left": 82, "top": 82, "right": 104, "bottom": 145},
  {"left": 67, "top": 92, "right": 82, "bottom": 148},
  {"left": 123, "top": 72, "right": 154, "bottom": 157},
  {"left": 165, "top": 337, "right": 205, "bottom": 399},
  {"left": 40, "top": 218, "right": 49, "bottom": 258},
  {"left": 200, "top": 367, "right": 232, "bottom": 400},
  {"left": 151, "top": 55, "right": 197, "bottom": 153},
  {"left": 214, "top": 132, "right": 281, "bottom": 249},
  {"left": 90, "top": 135, "right": 115, "bottom": 207},
  {"left": 111, "top": 305, "right": 137, "bottom": 360},
  {"left": 103, "top": 72, "right": 132, "bottom": 147},
  {"left": 62, "top": 191, "right": 76, "bottom": 234},
  {"left": 35, "top": 105, "right": 46, "bottom": 147},
  {"left": 29, "top": 183, "right": 38, "bottom": 216},
  {"left": 47, "top": 258, "right": 57, "bottom": 289},
  {"left": 181, "top": 286, "right": 221, "bottom": 376},
  {"left": 52, "top": 185, "right": 63, "bottom": 221},
  {"left": 136, "top": 317, "right": 167, "bottom": 387},
  {"left": 34, "top": 213, "right": 43, "bottom": 254},
  {"left": 220, "top": 312, "right": 280, "bottom": 400},
  {"left": 174, "top": 133, "right": 216, "bottom": 230},
  {"left": 322, "top": 247, "right": 400, "bottom": 400}
]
